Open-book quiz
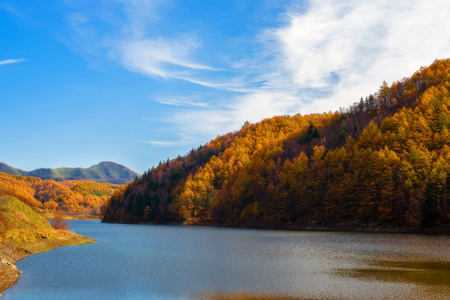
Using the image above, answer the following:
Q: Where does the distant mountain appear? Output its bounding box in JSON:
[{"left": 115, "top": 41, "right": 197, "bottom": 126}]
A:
[
  {"left": 0, "top": 163, "right": 24, "bottom": 176},
  {"left": 0, "top": 162, "right": 140, "bottom": 184}
]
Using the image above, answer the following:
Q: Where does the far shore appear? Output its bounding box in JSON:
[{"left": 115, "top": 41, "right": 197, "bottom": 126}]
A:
[
  {"left": 42, "top": 213, "right": 102, "bottom": 221},
  {"left": 102, "top": 218, "right": 450, "bottom": 235}
]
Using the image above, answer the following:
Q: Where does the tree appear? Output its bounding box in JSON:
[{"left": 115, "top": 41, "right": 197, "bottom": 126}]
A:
[
  {"left": 143, "top": 206, "right": 151, "bottom": 221},
  {"left": 378, "top": 80, "right": 391, "bottom": 108},
  {"left": 420, "top": 183, "right": 440, "bottom": 227},
  {"left": 51, "top": 210, "right": 70, "bottom": 230}
]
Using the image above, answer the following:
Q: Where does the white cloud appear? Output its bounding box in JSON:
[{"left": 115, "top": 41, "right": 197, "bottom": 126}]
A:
[
  {"left": 0, "top": 58, "right": 26, "bottom": 66},
  {"left": 140, "top": 140, "right": 188, "bottom": 147},
  {"left": 65, "top": 1, "right": 224, "bottom": 88},
  {"left": 70, "top": 12, "right": 88, "bottom": 25},
  {"left": 166, "top": 0, "right": 450, "bottom": 141},
  {"left": 156, "top": 97, "right": 209, "bottom": 108},
  {"left": 117, "top": 38, "right": 214, "bottom": 79},
  {"left": 115, "top": 0, "right": 165, "bottom": 38},
  {"left": 265, "top": 0, "right": 450, "bottom": 114},
  {"left": 64, "top": 0, "right": 450, "bottom": 146}
]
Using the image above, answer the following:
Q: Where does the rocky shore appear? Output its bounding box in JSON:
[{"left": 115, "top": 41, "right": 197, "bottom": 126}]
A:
[{"left": 0, "top": 242, "right": 29, "bottom": 295}]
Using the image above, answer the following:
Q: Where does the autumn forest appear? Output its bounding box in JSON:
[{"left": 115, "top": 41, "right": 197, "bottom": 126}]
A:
[
  {"left": 0, "top": 171, "right": 120, "bottom": 216},
  {"left": 1, "top": 59, "right": 450, "bottom": 231},
  {"left": 102, "top": 59, "right": 450, "bottom": 230}
]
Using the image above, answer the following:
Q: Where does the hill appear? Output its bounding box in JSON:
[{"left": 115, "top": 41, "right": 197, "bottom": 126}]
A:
[
  {"left": 0, "top": 194, "right": 95, "bottom": 293},
  {"left": 0, "top": 164, "right": 23, "bottom": 176},
  {"left": 103, "top": 58, "right": 450, "bottom": 230},
  {"left": 0, "top": 162, "right": 140, "bottom": 184},
  {"left": 0, "top": 172, "right": 121, "bottom": 216}
]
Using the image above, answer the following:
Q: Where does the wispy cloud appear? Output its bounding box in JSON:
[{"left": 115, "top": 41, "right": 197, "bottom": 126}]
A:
[
  {"left": 258, "top": 0, "right": 450, "bottom": 114},
  {"left": 0, "top": 2, "right": 21, "bottom": 16},
  {"left": 64, "top": 1, "right": 219, "bottom": 86},
  {"left": 141, "top": 140, "right": 185, "bottom": 147},
  {"left": 156, "top": 97, "right": 209, "bottom": 108},
  {"left": 136, "top": 138, "right": 192, "bottom": 147},
  {"left": 63, "top": 0, "right": 450, "bottom": 145},
  {"left": 116, "top": 38, "right": 215, "bottom": 79},
  {"left": 162, "top": 0, "right": 450, "bottom": 140},
  {"left": 0, "top": 58, "right": 26, "bottom": 66}
]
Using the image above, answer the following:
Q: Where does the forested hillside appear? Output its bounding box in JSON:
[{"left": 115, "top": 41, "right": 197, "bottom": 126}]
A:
[
  {"left": 103, "top": 59, "right": 450, "bottom": 229},
  {"left": 0, "top": 172, "right": 120, "bottom": 215}
]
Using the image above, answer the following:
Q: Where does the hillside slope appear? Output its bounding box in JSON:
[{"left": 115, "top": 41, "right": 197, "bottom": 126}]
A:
[
  {"left": 0, "top": 195, "right": 95, "bottom": 293},
  {"left": 0, "top": 162, "right": 140, "bottom": 184},
  {"left": 103, "top": 59, "right": 450, "bottom": 230},
  {"left": 0, "top": 172, "right": 121, "bottom": 215},
  {"left": 0, "top": 163, "right": 24, "bottom": 176}
]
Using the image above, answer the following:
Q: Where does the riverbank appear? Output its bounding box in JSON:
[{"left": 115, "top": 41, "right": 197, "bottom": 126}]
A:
[
  {"left": 212, "top": 219, "right": 450, "bottom": 235},
  {"left": 106, "top": 217, "right": 450, "bottom": 235},
  {"left": 0, "top": 233, "right": 96, "bottom": 295},
  {"left": 0, "top": 242, "right": 28, "bottom": 295},
  {"left": 41, "top": 212, "right": 102, "bottom": 221},
  {"left": 200, "top": 217, "right": 450, "bottom": 234},
  {"left": 232, "top": 223, "right": 450, "bottom": 235},
  {"left": 0, "top": 195, "right": 96, "bottom": 295}
]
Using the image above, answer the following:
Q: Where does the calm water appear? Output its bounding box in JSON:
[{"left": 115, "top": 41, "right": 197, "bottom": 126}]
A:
[{"left": 3, "top": 221, "right": 450, "bottom": 299}]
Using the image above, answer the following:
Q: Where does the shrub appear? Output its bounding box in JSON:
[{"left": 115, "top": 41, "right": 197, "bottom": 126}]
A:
[{"left": 51, "top": 211, "right": 70, "bottom": 230}]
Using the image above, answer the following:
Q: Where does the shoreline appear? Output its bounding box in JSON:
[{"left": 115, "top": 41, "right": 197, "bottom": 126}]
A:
[
  {"left": 103, "top": 218, "right": 450, "bottom": 235},
  {"left": 0, "top": 235, "right": 96, "bottom": 296},
  {"left": 214, "top": 222, "right": 450, "bottom": 235},
  {"left": 0, "top": 242, "right": 29, "bottom": 296}
]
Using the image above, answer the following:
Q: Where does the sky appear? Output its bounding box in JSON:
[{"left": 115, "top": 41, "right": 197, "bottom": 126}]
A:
[{"left": 1, "top": 0, "right": 450, "bottom": 174}]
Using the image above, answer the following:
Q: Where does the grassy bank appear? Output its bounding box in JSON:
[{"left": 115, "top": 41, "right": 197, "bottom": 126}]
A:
[
  {"left": 41, "top": 211, "right": 101, "bottom": 221},
  {"left": 0, "top": 195, "right": 95, "bottom": 293}
]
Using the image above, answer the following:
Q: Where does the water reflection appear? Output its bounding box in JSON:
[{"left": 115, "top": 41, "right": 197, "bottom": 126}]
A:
[
  {"left": 199, "top": 293, "right": 304, "bottom": 300},
  {"left": 336, "top": 260, "right": 450, "bottom": 287},
  {"left": 3, "top": 221, "right": 450, "bottom": 300}
]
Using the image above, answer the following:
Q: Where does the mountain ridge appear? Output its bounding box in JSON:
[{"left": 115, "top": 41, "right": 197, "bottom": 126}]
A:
[
  {"left": 0, "top": 162, "right": 140, "bottom": 185},
  {"left": 103, "top": 58, "right": 450, "bottom": 230}
]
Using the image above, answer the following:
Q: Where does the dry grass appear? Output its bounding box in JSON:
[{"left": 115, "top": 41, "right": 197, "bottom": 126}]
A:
[{"left": 0, "top": 195, "right": 95, "bottom": 253}]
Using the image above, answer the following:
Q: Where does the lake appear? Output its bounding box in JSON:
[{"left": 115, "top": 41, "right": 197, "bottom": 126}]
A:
[{"left": 3, "top": 220, "right": 450, "bottom": 299}]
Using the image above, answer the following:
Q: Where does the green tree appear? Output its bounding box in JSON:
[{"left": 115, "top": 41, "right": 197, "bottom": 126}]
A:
[{"left": 420, "top": 183, "right": 440, "bottom": 227}]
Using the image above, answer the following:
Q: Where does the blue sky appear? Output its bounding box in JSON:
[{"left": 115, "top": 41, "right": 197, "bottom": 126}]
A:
[{"left": 1, "top": 0, "right": 450, "bottom": 174}]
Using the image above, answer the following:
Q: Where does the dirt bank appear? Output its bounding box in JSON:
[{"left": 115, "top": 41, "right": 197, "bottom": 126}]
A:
[{"left": 0, "top": 242, "right": 29, "bottom": 295}]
